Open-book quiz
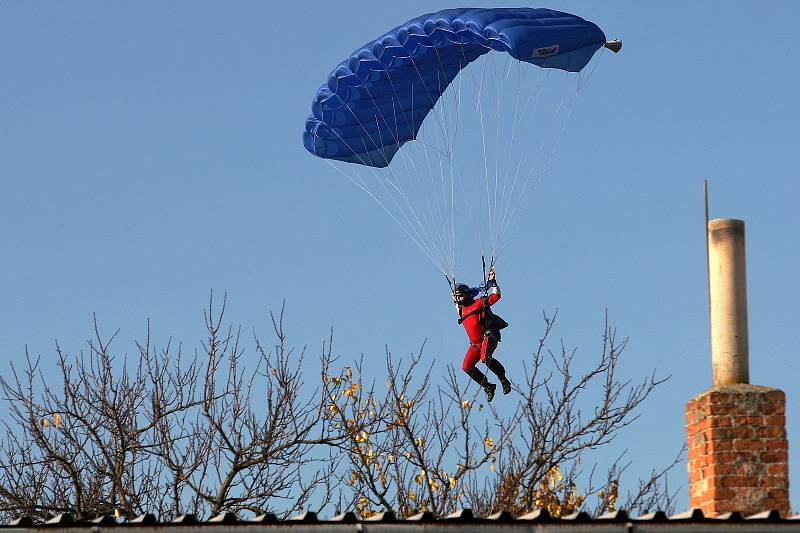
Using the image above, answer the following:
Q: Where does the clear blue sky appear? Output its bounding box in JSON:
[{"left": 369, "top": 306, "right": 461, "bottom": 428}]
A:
[{"left": 2, "top": 1, "right": 799, "bottom": 512}]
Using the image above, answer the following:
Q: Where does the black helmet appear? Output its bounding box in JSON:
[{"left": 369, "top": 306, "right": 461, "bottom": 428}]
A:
[{"left": 453, "top": 283, "right": 471, "bottom": 295}]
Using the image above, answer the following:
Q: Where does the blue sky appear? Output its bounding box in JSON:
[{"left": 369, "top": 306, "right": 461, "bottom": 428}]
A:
[{"left": 2, "top": 1, "right": 799, "bottom": 512}]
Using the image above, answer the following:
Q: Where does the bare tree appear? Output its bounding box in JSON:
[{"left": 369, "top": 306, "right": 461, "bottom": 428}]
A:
[
  {"left": 159, "top": 295, "right": 384, "bottom": 518},
  {"left": 331, "top": 311, "right": 681, "bottom": 518},
  {"left": 0, "top": 299, "right": 681, "bottom": 523},
  {"left": 473, "top": 311, "right": 678, "bottom": 517},
  {"left": 0, "top": 316, "right": 200, "bottom": 519}
]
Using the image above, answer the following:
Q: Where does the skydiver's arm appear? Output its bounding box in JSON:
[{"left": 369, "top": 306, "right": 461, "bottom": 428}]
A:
[{"left": 487, "top": 266, "right": 501, "bottom": 305}]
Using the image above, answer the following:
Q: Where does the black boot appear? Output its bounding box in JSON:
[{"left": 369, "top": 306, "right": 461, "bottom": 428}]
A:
[
  {"left": 484, "top": 382, "right": 497, "bottom": 402},
  {"left": 487, "top": 358, "right": 511, "bottom": 395},
  {"left": 466, "top": 368, "right": 496, "bottom": 401}
]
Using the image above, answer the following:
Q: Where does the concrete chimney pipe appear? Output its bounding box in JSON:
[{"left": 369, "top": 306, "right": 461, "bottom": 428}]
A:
[{"left": 708, "top": 218, "right": 749, "bottom": 385}]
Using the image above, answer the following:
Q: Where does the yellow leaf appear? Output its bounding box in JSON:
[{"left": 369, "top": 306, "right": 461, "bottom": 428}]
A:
[
  {"left": 53, "top": 414, "right": 62, "bottom": 427},
  {"left": 415, "top": 437, "right": 425, "bottom": 447},
  {"left": 461, "top": 399, "right": 471, "bottom": 409},
  {"left": 483, "top": 436, "right": 494, "bottom": 448},
  {"left": 40, "top": 418, "right": 48, "bottom": 427},
  {"left": 407, "top": 489, "right": 416, "bottom": 501}
]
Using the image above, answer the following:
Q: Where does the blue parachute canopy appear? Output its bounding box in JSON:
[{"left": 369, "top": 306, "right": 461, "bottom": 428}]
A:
[{"left": 303, "top": 8, "right": 607, "bottom": 168}]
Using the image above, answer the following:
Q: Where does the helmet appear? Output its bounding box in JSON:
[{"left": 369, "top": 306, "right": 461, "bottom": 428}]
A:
[{"left": 453, "top": 283, "right": 471, "bottom": 295}]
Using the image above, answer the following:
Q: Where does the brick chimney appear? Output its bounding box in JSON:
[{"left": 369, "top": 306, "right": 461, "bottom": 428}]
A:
[{"left": 685, "top": 219, "right": 790, "bottom": 516}]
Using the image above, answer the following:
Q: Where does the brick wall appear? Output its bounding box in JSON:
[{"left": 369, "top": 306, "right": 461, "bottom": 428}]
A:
[{"left": 686, "top": 383, "right": 790, "bottom": 516}]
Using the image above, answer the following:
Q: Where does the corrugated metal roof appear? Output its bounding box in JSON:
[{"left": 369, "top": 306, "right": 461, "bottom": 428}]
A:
[{"left": 3, "top": 508, "right": 799, "bottom": 531}]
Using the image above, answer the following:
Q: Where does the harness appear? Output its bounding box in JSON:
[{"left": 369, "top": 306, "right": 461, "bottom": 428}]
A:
[{"left": 457, "top": 296, "right": 509, "bottom": 341}]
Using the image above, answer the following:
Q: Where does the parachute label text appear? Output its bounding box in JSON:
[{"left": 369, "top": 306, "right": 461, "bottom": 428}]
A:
[{"left": 533, "top": 44, "right": 560, "bottom": 58}]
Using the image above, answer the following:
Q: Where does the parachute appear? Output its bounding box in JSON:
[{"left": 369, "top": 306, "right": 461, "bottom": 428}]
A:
[{"left": 303, "top": 8, "right": 618, "bottom": 279}]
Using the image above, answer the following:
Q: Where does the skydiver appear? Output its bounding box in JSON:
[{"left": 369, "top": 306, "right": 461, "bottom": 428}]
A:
[{"left": 452, "top": 265, "right": 511, "bottom": 402}]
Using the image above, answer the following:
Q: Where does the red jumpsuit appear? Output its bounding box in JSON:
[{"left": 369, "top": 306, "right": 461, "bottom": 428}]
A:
[{"left": 458, "top": 287, "right": 500, "bottom": 372}]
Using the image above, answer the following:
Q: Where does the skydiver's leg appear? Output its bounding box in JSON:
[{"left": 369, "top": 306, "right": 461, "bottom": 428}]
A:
[
  {"left": 463, "top": 344, "right": 496, "bottom": 401},
  {"left": 462, "top": 344, "right": 482, "bottom": 382},
  {"left": 487, "top": 357, "right": 506, "bottom": 378},
  {"left": 482, "top": 337, "right": 512, "bottom": 395},
  {"left": 465, "top": 367, "right": 487, "bottom": 387}
]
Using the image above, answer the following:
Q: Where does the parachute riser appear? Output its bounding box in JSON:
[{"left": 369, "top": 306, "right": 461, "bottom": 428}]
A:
[{"left": 482, "top": 254, "right": 487, "bottom": 296}]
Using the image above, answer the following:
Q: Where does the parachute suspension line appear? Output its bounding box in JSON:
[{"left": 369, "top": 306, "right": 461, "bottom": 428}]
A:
[
  {"left": 348, "top": 65, "right": 456, "bottom": 276},
  {"left": 409, "top": 54, "right": 475, "bottom": 278},
  {"left": 456, "top": 45, "right": 492, "bottom": 262},
  {"left": 486, "top": 50, "right": 506, "bottom": 259},
  {"left": 487, "top": 50, "right": 505, "bottom": 259},
  {"left": 414, "top": 94, "right": 453, "bottom": 276},
  {"left": 434, "top": 61, "right": 459, "bottom": 277},
  {"left": 371, "top": 97, "right": 446, "bottom": 269},
  {"left": 327, "top": 96, "right": 456, "bottom": 274},
  {"left": 495, "top": 67, "right": 549, "bottom": 243},
  {"left": 476, "top": 52, "right": 494, "bottom": 266},
  {"left": 495, "top": 59, "right": 527, "bottom": 259},
  {"left": 490, "top": 54, "right": 502, "bottom": 257},
  {"left": 494, "top": 60, "right": 545, "bottom": 259},
  {"left": 576, "top": 45, "right": 606, "bottom": 92},
  {"left": 449, "top": 54, "right": 469, "bottom": 281},
  {"left": 432, "top": 44, "right": 466, "bottom": 278},
  {"left": 352, "top": 110, "right": 445, "bottom": 269},
  {"left": 408, "top": 56, "right": 452, "bottom": 158},
  {"left": 378, "top": 137, "right": 444, "bottom": 270},
  {"left": 412, "top": 61, "right": 454, "bottom": 277},
  {"left": 491, "top": 53, "right": 515, "bottom": 257},
  {"left": 498, "top": 73, "right": 582, "bottom": 241},
  {"left": 323, "top": 160, "right": 448, "bottom": 275},
  {"left": 413, "top": 72, "right": 455, "bottom": 276}
]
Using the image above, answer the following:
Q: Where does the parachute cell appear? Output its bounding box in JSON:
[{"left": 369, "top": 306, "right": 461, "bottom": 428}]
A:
[{"left": 303, "top": 8, "right": 606, "bottom": 168}]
